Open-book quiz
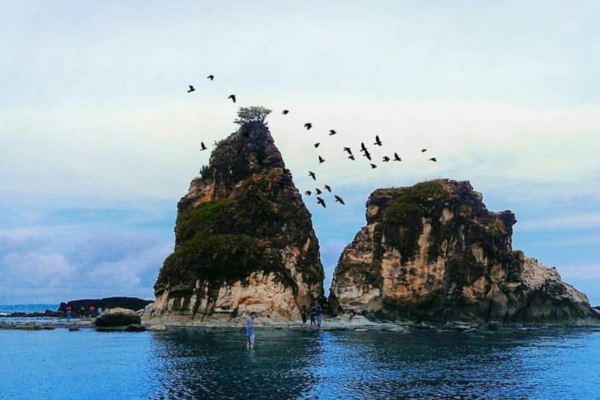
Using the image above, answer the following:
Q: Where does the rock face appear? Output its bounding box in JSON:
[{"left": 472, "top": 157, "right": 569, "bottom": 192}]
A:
[
  {"left": 329, "top": 179, "right": 600, "bottom": 325},
  {"left": 95, "top": 308, "right": 141, "bottom": 327},
  {"left": 149, "top": 122, "right": 324, "bottom": 322},
  {"left": 58, "top": 297, "right": 152, "bottom": 313}
]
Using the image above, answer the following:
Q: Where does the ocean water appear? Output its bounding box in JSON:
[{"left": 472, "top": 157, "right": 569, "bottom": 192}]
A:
[
  {"left": 0, "top": 304, "right": 59, "bottom": 315},
  {"left": 0, "top": 327, "right": 599, "bottom": 400}
]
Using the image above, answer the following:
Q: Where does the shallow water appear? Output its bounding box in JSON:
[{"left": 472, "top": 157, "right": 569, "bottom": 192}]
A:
[{"left": 1, "top": 327, "right": 599, "bottom": 399}]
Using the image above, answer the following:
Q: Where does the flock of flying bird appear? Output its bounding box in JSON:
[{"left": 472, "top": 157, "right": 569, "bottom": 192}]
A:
[{"left": 189, "top": 74, "right": 438, "bottom": 209}]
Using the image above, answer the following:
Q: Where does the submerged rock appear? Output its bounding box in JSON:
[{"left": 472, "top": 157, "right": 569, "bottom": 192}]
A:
[
  {"left": 149, "top": 121, "right": 325, "bottom": 322},
  {"left": 329, "top": 179, "right": 600, "bottom": 326}
]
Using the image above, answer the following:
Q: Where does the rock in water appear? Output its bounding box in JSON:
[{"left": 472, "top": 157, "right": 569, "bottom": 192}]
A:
[
  {"left": 95, "top": 308, "right": 141, "bottom": 327},
  {"left": 329, "top": 179, "right": 600, "bottom": 326},
  {"left": 150, "top": 122, "right": 325, "bottom": 322}
]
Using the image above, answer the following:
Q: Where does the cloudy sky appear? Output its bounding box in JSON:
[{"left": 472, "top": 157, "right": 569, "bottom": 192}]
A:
[{"left": 1, "top": 1, "right": 599, "bottom": 305}]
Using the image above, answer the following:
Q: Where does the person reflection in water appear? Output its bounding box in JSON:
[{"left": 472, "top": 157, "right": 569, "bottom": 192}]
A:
[{"left": 246, "top": 312, "right": 257, "bottom": 350}]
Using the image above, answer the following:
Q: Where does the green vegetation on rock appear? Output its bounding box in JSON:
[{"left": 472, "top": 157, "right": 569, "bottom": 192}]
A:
[
  {"left": 234, "top": 106, "right": 272, "bottom": 125},
  {"left": 381, "top": 180, "right": 448, "bottom": 264}
]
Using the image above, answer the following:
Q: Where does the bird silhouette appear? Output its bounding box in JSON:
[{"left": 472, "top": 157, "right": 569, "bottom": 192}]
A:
[
  {"left": 374, "top": 135, "right": 382, "bottom": 146},
  {"left": 363, "top": 149, "right": 372, "bottom": 160},
  {"left": 314, "top": 143, "right": 320, "bottom": 148},
  {"left": 393, "top": 153, "right": 402, "bottom": 161},
  {"left": 187, "top": 85, "right": 195, "bottom": 93},
  {"left": 309, "top": 171, "right": 316, "bottom": 180},
  {"left": 304, "top": 123, "right": 312, "bottom": 130},
  {"left": 348, "top": 155, "right": 355, "bottom": 160},
  {"left": 421, "top": 149, "right": 427, "bottom": 153},
  {"left": 360, "top": 142, "right": 368, "bottom": 153},
  {"left": 329, "top": 130, "right": 337, "bottom": 136},
  {"left": 318, "top": 155, "right": 325, "bottom": 163},
  {"left": 343, "top": 147, "right": 353, "bottom": 155},
  {"left": 334, "top": 195, "right": 345, "bottom": 205},
  {"left": 429, "top": 157, "right": 437, "bottom": 162},
  {"left": 305, "top": 190, "right": 312, "bottom": 196},
  {"left": 228, "top": 94, "right": 236, "bottom": 103},
  {"left": 282, "top": 110, "right": 289, "bottom": 115},
  {"left": 199, "top": 142, "right": 207, "bottom": 151},
  {"left": 317, "top": 197, "right": 326, "bottom": 208},
  {"left": 383, "top": 156, "right": 390, "bottom": 162},
  {"left": 324, "top": 185, "right": 332, "bottom": 192},
  {"left": 315, "top": 188, "right": 322, "bottom": 195},
  {"left": 370, "top": 163, "right": 377, "bottom": 169},
  {"left": 207, "top": 75, "right": 214, "bottom": 80}
]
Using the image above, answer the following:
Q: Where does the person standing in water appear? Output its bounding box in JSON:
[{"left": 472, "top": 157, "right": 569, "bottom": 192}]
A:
[
  {"left": 301, "top": 305, "right": 308, "bottom": 327},
  {"left": 246, "top": 312, "right": 257, "bottom": 350},
  {"left": 315, "top": 304, "right": 322, "bottom": 328}
]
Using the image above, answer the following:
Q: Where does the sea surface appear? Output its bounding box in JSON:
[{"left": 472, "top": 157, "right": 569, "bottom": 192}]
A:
[
  {"left": 0, "top": 325, "right": 599, "bottom": 400},
  {"left": 0, "top": 304, "right": 59, "bottom": 315}
]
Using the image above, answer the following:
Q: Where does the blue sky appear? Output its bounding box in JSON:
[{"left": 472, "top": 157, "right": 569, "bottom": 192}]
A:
[{"left": 1, "top": 1, "right": 599, "bottom": 305}]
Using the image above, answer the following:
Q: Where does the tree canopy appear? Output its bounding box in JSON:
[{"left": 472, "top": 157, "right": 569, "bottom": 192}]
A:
[{"left": 234, "top": 106, "right": 272, "bottom": 125}]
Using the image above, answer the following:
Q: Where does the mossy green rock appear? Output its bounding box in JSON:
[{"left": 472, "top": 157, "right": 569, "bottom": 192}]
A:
[
  {"left": 329, "top": 179, "right": 600, "bottom": 326},
  {"left": 151, "top": 122, "right": 324, "bottom": 322}
]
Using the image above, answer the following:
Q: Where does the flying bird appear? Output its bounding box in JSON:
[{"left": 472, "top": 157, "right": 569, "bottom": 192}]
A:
[
  {"left": 374, "top": 135, "right": 382, "bottom": 146},
  {"left": 393, "top": 153, "right": 402, "bottom": 162},
  {"left": 421, "top": 149, "right": 427, "bottom": 153},
  {"left": 305, "top": 190, "right": 312, "bottom": 196},
  {"left": 315, "top": 188, "right": 322, "bottom": 195},
  {"left": 383, "top": 156, "right": 390, "bottom": 162},
  {"left": 348, "top": 155, "right": 355, "bottom": 160},
  {"left": 228, "top": 94, "right": 236, "bottom": 103},
  {"left": 324, "top": 185, "right": 332, "bottom": 192},
  {"left": 317, "top": 197, "right": 326, "bottom": 208},
  {"left": 360, "top": 142, "right": 368, "bottom": 153},
  {"left": 304, "top": 123, "right": 312, "bottom": 130},
  {"left": 329, "top": 130, "right": 337, "bottom": 136},
  {"left": 199, "top": 142, "right": 207, "bottom": 151},
  {"left": 282, "top": 110, "right": 289, "bottom": 115},
  {"left": 187, "top": 85, "right": 195, "bottom": 93},
  {"left": 334, "top": 195, "right": 345, "bottom": 205},
  {"left": 314, "top": 143, "right": 320, "bottom": 148},
  {"left": 363, "top": 149, "right": 372, "bottom": 160},
  {"left": 309, "top": 171, "right": 316, "bottom": 180},
  {"left": 343, "top": 147, "right": 353, "bottom": 155},
  {"left": 207, "top": 75, "right": 214, "bottom": 80},
  {"left": 429, "top": 157, "right": 437, "bottom": 162},
  {"left": 370, "top": 163, "right": 377, "bottom": 169},
  {"left": 318, "top": 155, "right": 325, "bottom": 163}
]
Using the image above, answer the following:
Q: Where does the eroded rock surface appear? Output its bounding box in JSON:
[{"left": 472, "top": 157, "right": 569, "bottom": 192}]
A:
[
  {"left": 149, "top": 122, "right": 324, "bottom": 322},
  {"left": 329, "top": 179, "right": 600, "bottom": 325}
]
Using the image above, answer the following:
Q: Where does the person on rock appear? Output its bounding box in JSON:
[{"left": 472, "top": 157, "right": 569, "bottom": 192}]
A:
[
  {"left": 79, "top": 306, "right": 85, "bottom": 319},
  {"left": 66, "top": 305, "right": 72, "bottom": 321},
  {"left": 310, "top": 306, "right": 316, "bottom": 326},
  {"left": 89, "top": 305, "right": 96, "bottom": 318},
  {"left": 246, "top": 312, "right": 257, "bottom": 350},
  {"left": 301, "top": 305, "right": 308, "bottom": 327}
]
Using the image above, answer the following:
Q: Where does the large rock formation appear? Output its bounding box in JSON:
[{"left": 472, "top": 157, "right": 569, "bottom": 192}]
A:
[
  {"left": 329, "top": 179, "right": 600, "bottom": 325},
  {"left": 149, "top": 122, "right": 324, "bottom": 322}
]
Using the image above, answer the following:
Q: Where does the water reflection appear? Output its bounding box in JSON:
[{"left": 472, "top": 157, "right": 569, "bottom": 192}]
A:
[{"left": 146, "top": 328, "right": 600, "bottom": 400}]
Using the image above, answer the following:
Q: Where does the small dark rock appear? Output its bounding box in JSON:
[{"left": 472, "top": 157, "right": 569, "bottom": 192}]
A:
[{"left": 124, "top": 324, "right": 146, "bottom": 332}]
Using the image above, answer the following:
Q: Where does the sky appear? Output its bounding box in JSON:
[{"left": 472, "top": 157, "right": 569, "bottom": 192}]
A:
[{"left": 1, "top": 0, "right": 599, "bottom": 305}]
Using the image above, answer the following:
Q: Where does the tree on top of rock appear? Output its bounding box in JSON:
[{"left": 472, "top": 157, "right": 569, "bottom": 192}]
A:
[{"left": 234, "top": 106, "right": 272, "bottom": 125}]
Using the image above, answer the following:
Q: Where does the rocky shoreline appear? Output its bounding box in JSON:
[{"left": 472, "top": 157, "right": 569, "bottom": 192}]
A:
[{"left": 2, "top": 313, "right": 599, "bottom": 334}]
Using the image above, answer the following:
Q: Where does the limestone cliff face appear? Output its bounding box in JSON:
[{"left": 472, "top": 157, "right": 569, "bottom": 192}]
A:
[
  {"left": 329, "top": 180, "right": 599, "bottom": 325},
  {"left": 150, "top": 122, "right": 324, "bottom": 322}
]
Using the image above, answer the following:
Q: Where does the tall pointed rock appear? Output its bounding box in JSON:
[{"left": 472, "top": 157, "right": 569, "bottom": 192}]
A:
[{"left": 150, "top": 122, "right": 324, "bottom": 321}]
